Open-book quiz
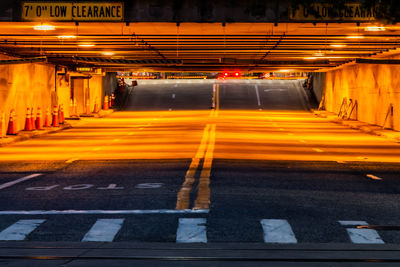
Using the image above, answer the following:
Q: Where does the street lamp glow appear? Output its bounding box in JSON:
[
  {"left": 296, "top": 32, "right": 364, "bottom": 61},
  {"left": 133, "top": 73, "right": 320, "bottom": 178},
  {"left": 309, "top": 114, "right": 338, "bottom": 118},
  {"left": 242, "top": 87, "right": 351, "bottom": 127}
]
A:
[
  {"left": 34, "top": 25, "right": 55, "bottom": 31},
  {"left": 279, "top": 69, "right": 292, "bottom": 73}
]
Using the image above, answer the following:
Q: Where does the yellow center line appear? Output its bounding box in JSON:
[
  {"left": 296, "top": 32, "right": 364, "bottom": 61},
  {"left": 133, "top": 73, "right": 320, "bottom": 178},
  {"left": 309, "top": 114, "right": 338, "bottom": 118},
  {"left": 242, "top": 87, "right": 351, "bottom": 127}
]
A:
[
  {"left": 194, "top": 124, "right": 216, "bottom": 210},
  {"left": 176, "top": 124, "right": 211, "bottom": 210}
]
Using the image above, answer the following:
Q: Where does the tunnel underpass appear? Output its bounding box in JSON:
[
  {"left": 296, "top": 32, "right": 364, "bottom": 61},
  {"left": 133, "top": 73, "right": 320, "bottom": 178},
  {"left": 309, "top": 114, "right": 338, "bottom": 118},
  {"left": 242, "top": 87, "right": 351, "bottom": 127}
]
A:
[{"left": 1, "top": 1, "right": 400, "bottom": 265}]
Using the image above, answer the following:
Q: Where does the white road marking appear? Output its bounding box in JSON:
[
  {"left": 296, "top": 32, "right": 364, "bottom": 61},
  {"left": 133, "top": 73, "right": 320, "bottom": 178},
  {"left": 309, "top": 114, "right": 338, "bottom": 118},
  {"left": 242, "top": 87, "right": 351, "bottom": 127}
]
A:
[
  {"left": 97, "top": 184, "right": 124, "bottom": 190},
  {"left": 172, "top": 94, "right": 176, "bottom": 99},
  {"left": 82, "top": 219, "right": 124, "bottom": 242},
  {"left": 135, "top": 183, "right": 164, "bottom": 189},
  {"left": 176, "top": 218, "right": 207, "bottom": 243},
  {"left": 255, "top": 85, "right": 261, "bottom": 106},
  {"left": 0, "top": 209, "right": 209, "bottom": 215},
  {"left": 313, "top": 148, "right": 324, "bottom": 153},
  {"left": 338, "top": 221, "right": 384, "bottom": 244},
  {"left": 366, "top": 174, "right": 383, "bottom": 181},
  {"left": 0, "top": 173, "right": 43, "bottom": 190},
  {"left": 0, "top": 219, "right": 45, "bottom": 241},
  {"left": 260, "top": 219, "right": 297, "bottom": 244},
  {"left": 66, "top": 158, "right": 79, "bottom": 163}
]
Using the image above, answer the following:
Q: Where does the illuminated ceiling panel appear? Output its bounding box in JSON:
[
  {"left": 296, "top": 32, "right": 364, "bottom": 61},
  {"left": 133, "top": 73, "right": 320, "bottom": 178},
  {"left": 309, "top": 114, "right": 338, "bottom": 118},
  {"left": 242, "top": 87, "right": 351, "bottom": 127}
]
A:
[{"left": 0, "top": 22, "right": 399, "bottom": 71}]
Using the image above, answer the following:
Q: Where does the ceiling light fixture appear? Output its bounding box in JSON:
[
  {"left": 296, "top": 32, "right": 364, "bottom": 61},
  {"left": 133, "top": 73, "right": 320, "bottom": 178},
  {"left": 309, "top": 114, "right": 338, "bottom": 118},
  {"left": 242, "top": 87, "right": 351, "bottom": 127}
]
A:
[
  {"left": 78, "top": 43, "right": 95, "bottom": 47},
  {"left": 34, "top": 25, "right": 55, "bottom": 31},
  {"left": 346, "top": 35, "right": 365, "bottom": 39},
  {"left": 102, "top": 52, "right": 115, "bottom": 56},
  {"left": 364, "top": 26, "right": 386, "bottom": 32},
  {"left": 330, "top": 44, "right": 347, "bottom": 48},
  {"left": 58, "top": 35, "right": 77, "bottom": 39}
]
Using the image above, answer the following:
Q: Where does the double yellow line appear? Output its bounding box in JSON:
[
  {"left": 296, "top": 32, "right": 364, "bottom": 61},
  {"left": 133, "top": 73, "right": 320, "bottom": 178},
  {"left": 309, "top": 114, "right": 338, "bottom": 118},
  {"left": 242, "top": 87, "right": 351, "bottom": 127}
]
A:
[{"left": 176, "top": 123, "right": 216, "bottom": 210}]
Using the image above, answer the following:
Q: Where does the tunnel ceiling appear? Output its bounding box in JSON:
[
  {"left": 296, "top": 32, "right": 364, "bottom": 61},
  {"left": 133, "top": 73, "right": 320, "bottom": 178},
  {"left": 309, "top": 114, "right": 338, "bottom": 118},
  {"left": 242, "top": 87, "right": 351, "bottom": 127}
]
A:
[{"left": 1, "top": 22, "right": 400, "bottom": 72}]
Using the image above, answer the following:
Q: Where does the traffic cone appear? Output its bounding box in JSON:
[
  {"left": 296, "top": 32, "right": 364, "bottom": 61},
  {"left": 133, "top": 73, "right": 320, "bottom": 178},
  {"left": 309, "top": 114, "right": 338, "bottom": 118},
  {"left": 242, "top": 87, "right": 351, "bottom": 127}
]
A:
[
  {"left": 59, "top": 104, "right": 65, "bottom": 124},
  {"left": 44, "top": 108, "right": 51, "bottom": 127},
  {"left": 35, "top": 107, "right": 43, "bottom": 130},
  {"left": 103, "top": 95, "right": 109, "bottom": 110},
  {"left": 24, "top": 108, "right": 32, "bottom": 131},
  {"left": 30, "top": 107, "right": 36, "bottom": 130},
  {"left": 6, "top": 109, "right": 17, "bottom": 135},
  {"left": 110, "top": 93, "right": 115, "bottom": 108},
  {"left": 93, "top": 97, "right": 99, "bottom": 113},
  {"left": 52, "top": 105, "right": 59, "bottom": 127}
]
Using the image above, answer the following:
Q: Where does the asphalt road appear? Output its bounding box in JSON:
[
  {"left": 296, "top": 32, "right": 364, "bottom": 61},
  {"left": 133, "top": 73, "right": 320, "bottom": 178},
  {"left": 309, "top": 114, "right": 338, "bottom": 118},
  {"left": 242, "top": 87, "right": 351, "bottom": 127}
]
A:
[{"left": 0, "top": 79, "right": 400, "bottom": 265}]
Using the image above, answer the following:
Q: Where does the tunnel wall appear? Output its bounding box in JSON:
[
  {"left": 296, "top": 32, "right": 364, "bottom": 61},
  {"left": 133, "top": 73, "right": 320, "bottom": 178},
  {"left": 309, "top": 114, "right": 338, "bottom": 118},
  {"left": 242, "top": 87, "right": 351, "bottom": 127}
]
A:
[
  {"left": 322, "top": 63, "right": 400, "bottom": 131},
  {"left": 0, "top": 56, "right": 110, "bottom": 136}
]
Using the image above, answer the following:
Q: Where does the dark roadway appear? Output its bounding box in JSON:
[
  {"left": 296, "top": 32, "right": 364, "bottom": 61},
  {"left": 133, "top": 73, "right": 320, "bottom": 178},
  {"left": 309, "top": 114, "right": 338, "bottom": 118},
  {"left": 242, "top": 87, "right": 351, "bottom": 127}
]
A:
[{"left": 0, "top": 79, "right": 400, "bottom": 265}]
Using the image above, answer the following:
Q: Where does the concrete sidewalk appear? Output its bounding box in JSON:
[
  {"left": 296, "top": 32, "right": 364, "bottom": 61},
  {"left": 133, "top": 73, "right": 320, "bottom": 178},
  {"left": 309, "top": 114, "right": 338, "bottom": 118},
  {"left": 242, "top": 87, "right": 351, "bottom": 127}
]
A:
[
  {"left": 314, "top": 110, "right": 400, "bottom": 143},
  {"left": 0, "top": 109, "right": 114, "bottom": 147}
]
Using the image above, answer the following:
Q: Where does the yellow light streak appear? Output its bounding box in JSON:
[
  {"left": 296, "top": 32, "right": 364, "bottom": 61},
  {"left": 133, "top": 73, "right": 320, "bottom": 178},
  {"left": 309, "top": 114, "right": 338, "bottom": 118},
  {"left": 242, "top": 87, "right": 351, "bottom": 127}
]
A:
[
  {"left": 102, "top": 52, "right": 115, "bottom": 56},
  {"left": 346, "top": 35, "right": 365, "bottom": 39},
  {"left": 330, "top": 44, "right": 347, "bottom": 48}
]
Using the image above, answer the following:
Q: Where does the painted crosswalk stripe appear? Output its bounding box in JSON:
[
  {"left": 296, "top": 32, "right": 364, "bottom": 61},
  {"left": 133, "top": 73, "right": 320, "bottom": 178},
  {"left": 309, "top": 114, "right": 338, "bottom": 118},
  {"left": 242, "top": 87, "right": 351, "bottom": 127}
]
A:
[
  {"left": 339, "top": 220, "right": 384, "bottom": 244},
  {"left": 82, "top": 218, "right": 124, "bottom": 242},
  {"left": 176, "top": 218, "right": 207, "bottom": 243},
  {"left": 260, "top": 219, "right": 297, "bottom": 243},
  {"left": 0, "top": 219, "right": 45, "bottom": 241}
]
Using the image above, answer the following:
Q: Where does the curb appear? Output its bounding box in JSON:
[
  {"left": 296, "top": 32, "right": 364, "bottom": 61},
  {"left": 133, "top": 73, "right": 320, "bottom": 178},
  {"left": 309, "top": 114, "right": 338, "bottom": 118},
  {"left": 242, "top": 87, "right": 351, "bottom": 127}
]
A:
[
  {"left": 0, "top": 123, "right": 72, "bottom": 147},
  {"left": 0, "top": 110, "right": 114, "bottom": 147},
  {"left": 313, "top": 110, "right": 400, "bottom": 143}
]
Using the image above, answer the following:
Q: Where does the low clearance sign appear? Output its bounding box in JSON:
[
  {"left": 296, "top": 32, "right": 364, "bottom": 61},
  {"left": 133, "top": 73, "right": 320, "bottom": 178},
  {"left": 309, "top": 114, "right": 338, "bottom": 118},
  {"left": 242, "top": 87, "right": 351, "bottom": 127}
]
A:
[
  {"left": 290, "top": 3, "right": 377, "bottom": 21},
  {"left": 22, "top": 2, "right": 124, "bottom": 21}
]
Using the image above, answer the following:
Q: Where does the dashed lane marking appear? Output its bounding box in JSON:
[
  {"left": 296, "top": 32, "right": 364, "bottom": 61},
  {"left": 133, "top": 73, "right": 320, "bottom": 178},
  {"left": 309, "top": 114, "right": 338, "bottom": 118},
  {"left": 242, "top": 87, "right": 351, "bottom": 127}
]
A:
[
  {"left": 339, "top": 221, "right": 384, "bottom": 244},
  {"left": 261, "top": 219, "right": 297, "bottom": 244},
  {"left": 82, "top": 219, "right": 124, "bottom": 242},
  {"left": 66, "top": 158, "right": 79, "bottom": 163},
  {"left": 366, "top": 174, "right": 383, "bottom": 181},
  {"left": 0, "top": 173, "right": 43, "bottom": 190},
  {"left": 313, "top": 148, "right": 324, "bottom": 153},
  {"left": 176, "top": 218, "right": 207, "bottom": 243},
  {"left": 0, "top": 219, "right": 45, "bottom": 241}
]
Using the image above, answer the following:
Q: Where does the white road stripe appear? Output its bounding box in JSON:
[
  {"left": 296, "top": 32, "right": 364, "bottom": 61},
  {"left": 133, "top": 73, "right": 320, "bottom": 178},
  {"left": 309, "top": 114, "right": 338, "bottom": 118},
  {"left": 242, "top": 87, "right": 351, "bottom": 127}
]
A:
[
  {"left": 176, "top": 218, "right": 207, "bottom": 243},
  {"left": 255, "top": 85, "right": 261, "bottom": 106},
  {"left": 366, "top": 174, "right": 383, "bottom": 181},
  {"left": 0, "top": 209, "right": 209, "bottom": 215},
  {"left": 0, "top": 173, "right": 42, "bottom": 190},
  {"left": 82, "top": 219, "right": 124, "bottom": 242},
  {"left": 339, "top": 221, "right": 384, "bottom": 244},
  {"left": 260, "top": 219, "right": 297, "bottom": 243},
  {"left": 0, "top": 219, "right": 45, "bottom": 241}
]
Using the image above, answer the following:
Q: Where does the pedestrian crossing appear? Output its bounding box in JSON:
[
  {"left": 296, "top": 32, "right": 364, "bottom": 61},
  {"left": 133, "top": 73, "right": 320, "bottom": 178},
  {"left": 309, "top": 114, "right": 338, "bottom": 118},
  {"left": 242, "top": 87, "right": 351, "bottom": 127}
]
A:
[{"left": 0, "top": 218, "right": 390, "bottom": 244}]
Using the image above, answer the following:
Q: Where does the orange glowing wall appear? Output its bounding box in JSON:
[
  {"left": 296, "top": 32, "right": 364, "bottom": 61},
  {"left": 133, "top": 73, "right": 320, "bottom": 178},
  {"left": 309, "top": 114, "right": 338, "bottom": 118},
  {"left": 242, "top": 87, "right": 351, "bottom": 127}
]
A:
[
  {"left": 324, "top": 63, "right": 400, "bottom": 130},
  {"left": 0, "top": 55, "right": 107, "bottom": 135}
]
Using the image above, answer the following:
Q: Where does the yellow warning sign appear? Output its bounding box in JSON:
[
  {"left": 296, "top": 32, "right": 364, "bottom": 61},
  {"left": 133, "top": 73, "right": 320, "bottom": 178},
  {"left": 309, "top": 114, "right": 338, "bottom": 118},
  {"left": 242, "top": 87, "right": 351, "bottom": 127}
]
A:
[
  {"left": 22, "top": 2, "right": 124, "bottom": 21},
  {"left": 290, "top": 4, "right": 376, "bottom": 21}
]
